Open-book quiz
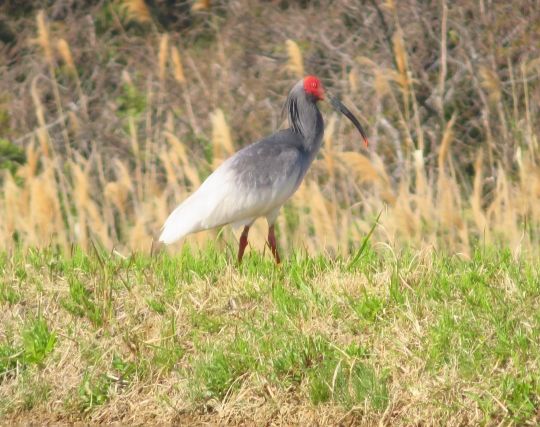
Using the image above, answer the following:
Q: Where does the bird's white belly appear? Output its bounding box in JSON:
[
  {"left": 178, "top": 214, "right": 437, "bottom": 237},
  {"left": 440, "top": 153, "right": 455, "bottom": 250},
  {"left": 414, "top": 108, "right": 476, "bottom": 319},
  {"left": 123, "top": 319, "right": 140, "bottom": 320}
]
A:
[{"left": 204, "top": 166, "right": 302, "bottom": 230}]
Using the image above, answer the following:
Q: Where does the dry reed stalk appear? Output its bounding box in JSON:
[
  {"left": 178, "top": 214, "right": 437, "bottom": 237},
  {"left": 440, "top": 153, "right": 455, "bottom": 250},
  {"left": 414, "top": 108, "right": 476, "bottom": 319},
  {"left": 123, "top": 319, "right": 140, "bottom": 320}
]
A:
[
  {"left": 35, "top": 11, "right": 53, "bottom": 64},
  {"left": 370, "top": 153, "right": 397, "bottom": 205},
  {"left": 521, "top": 159, "right": 540, "bottom": 247},
  {"left": 486, "top": 171, "right": 504, "bottom": 238},
  {"left": 74, "top": 161, "right": 113, "bottom": 250},
  {"left": 307, "top": 180, "right": 338, "bottom": 252},
  {"left": 144, "top": 80, "right": 159, "bottom": 202},
  {"left": 291, "top": 183, "right": 311, "bottom": 251},
  {"left": 159, "top": 148, "right": 178, "bottom": 190},
  {"left": 375, "top": 67, "right": 415, "bottom": 153},
  {"left": 394, "top": 180, "right": 420, "bottom": 241},
  {"left": 437, "top": 113, "right": 456, "bottom": 176},
  {"left": 323, "top": 116, "right": 338, "bottom": 224},
  {"left": 210, "top": 109, "right": 234, "bottom": 169},
  {"left": 479, "top": 67, "right": 502, "bottom": 105},
  {"left": 128, "top": 214, "right": 152, "bottom": 253},
  {"left": 507, "top": 55, "right": 520, "bottom": 133},
  {"left": 275, "top": 209, "right": 289, "bottom": 253},
  {"left": 21, "top": 142, "right": 40, "bottom": 180},
  {"left": 105, "top": 181, "right": 129, "bottom": 215},
  {"left": 383, "top": 0, "right": 395, "bottom": 12},
  {"left": 120, "top": 0, "right": 152, "bottom": 23},
  {"left": 486, "top": 167, "right": 518, "bottom": 247},
  {"left": 437, "top": 0, "right": 448, "bottom": 116},
  {"left": 103, "top": 190, "right": 124, "bottom": 241},
  {"left": 110, "top": 159, "right": 135, "bottom": 231},
  {"left": 2, "top": 173, "right": 20, "bottom": 243},
  {"left": 522, "top": 158, "right": 540, "bottom": 213},
  {"left": 348, "top": 69, "right": 358, "bottom": 93},
  {"left": 357, "top": 57, "right": 390, "bottom": 99},
  {"left": 144, "top": 171, "right": 162, "bottom": 200},
  {"left": 158, "top": 34, "right": 169, "bottom": 83},
  {"left": 450, "top": 173, "right": 469, "bottom": 253},
  {"left": 436, "top": 113, "right": 467, "bottom": 250},
  {"left": 155, "top": 191, "right": 172, "bottom": 227},
  {"left": 521, "top": 62, "right": 537, "bottom": 162},
  {"left": 338, "top": 151, "right": 381, "bottom": 185},
  {"left": 30, "top": 77, "right": 46, "bottom": 129},
  {"left": 163, "top": 131, "right": 201, "bottom": 187},
  {"left": 36, "top": 128, "right": 50, "bottom": 158},
  {"left": 336, "top": 210, "right": 352, "bottom": 257},
  {"left": 179, "top": 53, "right": 202, "bottom": 135},
  {"left": 71, "top": 162, "right": 91, "bottom": 249},
  {"left": 67, "top": 111, "right": 80, "bottom": 135},
  {"left": 409, "top": 73, "right": 424, "bottom": 152},
  {"left": 286, "top": 40, "right": 304, "bottom": 78},
  {"left": 27, "top": 165, "right": 65, "bottom": 248},
  {"left": 390, "top": 16, "right": 425, "bottom": 151},
  {"left": 115, "top": 159, "right": 135, "bottom": 195},
  {"left": 171, "top": 46, "right": 186, "bottom": 85},
  {"left": 15, "top": 137, "right": 72, "bottom": 248},
  {"left": 44, "top": 165, "right": 69, "bottom": 249},
  {"left": 56, "top": 38, "right": 76, "bottom": 75},
  {"left": 374, "top": 69, "right": 392, "bottom": 99},
  {"left": 30, "top": 77, "right": 52, "bottom": 163},
  {"left": 392, "top": 29, "right": 410, "bottom": 119},
  {"left": 128, "top": 115, "right": 144, "bottom": 203},
  {"left": 35, "top": 11, "right": 72, "bottom": 157},
  {"left": 471, "top": 149, "right": 488, "bottom": 242},
  {"left": 192, "top": 0, "right": 211, "bottom": 11},
  {"left": 413, "top": 150, "right": 432, "bottom": 222},
  {"left": 323, "top": 115, "right": 337, "bottom": 174}
]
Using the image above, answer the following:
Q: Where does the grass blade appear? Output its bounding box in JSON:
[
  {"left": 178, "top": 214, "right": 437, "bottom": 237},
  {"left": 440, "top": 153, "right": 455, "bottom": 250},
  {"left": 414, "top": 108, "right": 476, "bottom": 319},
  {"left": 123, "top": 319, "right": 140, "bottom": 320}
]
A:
[{"left": 348, "top": 209, "right": 382, "bottom": 269}]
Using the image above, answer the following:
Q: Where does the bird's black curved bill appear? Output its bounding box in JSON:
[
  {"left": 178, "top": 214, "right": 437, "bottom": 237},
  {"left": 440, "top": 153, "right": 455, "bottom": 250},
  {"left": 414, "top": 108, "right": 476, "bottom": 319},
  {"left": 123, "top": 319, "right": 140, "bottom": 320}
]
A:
[{"left": 329, "top": 96, "right": 369, "bottom": 147}]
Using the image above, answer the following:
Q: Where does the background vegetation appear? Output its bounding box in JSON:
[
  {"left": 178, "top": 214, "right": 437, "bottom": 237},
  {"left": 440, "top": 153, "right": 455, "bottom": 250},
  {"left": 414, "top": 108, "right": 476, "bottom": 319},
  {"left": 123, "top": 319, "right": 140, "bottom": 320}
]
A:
[
  {"left": 1, "top": 0, "right": 539, "bottom": 424},
  {"left": 0, "top": 0, "right": 538, "bottom": 255}
]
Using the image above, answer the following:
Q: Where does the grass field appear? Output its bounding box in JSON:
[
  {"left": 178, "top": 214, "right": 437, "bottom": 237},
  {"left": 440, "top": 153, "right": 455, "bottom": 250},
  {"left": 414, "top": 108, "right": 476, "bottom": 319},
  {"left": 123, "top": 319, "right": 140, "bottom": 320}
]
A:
[
  {"left": 1, "top": 245, "right": 539, "bottom": 425},
  {"left": 1, "top": 1, "right": 539, "bottom": 425}
]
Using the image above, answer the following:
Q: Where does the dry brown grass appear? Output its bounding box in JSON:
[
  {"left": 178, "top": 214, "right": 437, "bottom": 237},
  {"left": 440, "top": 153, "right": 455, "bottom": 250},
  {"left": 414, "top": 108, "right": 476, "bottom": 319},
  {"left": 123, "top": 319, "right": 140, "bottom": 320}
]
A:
[
  {"left": 1, "top": 245, "right": 538, "bottom": 425},
  {"left": 0, "top": 2, "right": 538, "bottom": 257}
]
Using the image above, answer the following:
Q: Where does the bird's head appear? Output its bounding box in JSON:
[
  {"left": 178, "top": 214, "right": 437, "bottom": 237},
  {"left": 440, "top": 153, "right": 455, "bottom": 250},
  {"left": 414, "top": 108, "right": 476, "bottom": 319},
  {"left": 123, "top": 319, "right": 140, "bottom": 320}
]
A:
[
  {"left": 301, "top": 75, "right": 369, "bottom": 147},
  {"left": 303, "top": 75, "right": 325, "bottom": 102},
  {"left": 286, "top": 75, "right": 369, "bottom": 147}
]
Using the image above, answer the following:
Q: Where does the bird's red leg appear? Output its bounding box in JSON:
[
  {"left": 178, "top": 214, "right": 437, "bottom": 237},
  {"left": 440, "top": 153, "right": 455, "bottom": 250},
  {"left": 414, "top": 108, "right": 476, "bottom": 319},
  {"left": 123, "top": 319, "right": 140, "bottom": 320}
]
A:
[
  {"left": 267, "top": 225, "right": 281, "bottom": 264},
  {"left": 237, "top": 226, "right": 250, "bottom": 263}
]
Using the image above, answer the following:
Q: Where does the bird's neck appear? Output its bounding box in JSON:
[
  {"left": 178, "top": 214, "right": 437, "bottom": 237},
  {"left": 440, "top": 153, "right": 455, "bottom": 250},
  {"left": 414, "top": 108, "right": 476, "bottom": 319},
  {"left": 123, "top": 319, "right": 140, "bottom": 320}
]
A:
[{"left": 288, "top": 100, "right": 324, "bottom": 155}]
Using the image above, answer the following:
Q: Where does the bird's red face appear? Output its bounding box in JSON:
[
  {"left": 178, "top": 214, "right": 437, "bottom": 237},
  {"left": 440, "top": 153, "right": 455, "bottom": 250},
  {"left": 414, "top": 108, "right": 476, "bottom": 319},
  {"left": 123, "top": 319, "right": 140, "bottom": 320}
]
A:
[{"left": 303, "top": 75, "right": 324, "bottom": 101}]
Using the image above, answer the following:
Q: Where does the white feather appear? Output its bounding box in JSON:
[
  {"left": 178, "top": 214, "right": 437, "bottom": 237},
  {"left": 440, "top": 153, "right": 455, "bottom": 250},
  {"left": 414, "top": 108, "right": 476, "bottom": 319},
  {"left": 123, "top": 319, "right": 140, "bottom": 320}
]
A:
[{"left": 159, "top": 159, "right": 302, "bottom": 244}]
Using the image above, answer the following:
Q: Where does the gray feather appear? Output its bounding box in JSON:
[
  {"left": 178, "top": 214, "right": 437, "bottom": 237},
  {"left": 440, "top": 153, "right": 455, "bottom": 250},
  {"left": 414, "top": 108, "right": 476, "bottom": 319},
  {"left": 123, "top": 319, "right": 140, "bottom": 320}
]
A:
[{"left": 230, "top": 80, "right": 324, "bottom": 192}]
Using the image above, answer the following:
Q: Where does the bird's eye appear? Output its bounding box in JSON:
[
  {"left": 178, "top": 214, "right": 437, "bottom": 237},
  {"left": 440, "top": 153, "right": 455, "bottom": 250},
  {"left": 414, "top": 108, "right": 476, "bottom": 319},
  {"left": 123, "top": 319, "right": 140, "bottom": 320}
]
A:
[{"left": 311, "top": 81, "right": 317, "bottom": 88}]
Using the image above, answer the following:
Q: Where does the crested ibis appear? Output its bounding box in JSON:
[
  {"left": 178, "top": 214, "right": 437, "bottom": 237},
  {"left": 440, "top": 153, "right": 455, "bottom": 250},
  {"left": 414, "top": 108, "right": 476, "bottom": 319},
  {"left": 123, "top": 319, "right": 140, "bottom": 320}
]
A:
[{"left": 159, "top": 75, "right": 369, "bottom": 263}]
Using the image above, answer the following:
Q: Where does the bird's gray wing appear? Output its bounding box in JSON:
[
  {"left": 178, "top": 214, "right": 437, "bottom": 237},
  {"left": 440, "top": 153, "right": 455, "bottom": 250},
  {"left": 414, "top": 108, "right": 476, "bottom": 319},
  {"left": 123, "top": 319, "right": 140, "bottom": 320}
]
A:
[{"left": 159, "top": 130, "right": 307, "bottom": 243}]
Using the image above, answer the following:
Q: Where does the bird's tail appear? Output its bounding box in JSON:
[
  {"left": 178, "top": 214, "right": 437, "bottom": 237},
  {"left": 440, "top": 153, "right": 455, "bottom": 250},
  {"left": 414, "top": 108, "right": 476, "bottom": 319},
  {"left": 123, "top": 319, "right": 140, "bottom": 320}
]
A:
[{"left": 158, "top": 194, "right": 203, "bottom": 244}]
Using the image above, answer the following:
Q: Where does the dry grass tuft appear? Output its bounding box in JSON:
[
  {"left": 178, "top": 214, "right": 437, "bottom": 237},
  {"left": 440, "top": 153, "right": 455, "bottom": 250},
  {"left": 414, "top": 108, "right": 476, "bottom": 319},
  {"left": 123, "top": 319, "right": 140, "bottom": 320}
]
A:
[
  {"left": 286, "top": 39, "right": 304, "bottom": 78},
  {"left": 56, "top": 38, "right": 76, "bottom": 75},
  {"left": 158, "top": 34, "right": 169, "bottom": 83},
  {"left": 192, "top": 0, "right": 211, "bottom": 11},
  {"left": 211, "top": 109, "right": 235, "bottom": 168},
  {"left": 170, "top": 46, "right": 186, "bottom": 85},
  {"left": 35, "top": 11, "right": 52, "bottom": 64},
  {"left": 119, "top": 0, "right": 152, "bottom": 23}
]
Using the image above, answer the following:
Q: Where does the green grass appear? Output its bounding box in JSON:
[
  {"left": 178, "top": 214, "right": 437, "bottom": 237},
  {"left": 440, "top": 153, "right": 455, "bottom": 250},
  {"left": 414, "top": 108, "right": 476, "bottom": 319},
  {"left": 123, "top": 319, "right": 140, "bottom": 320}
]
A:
[{"left": 0, "top": 245, "right": 539, "bottom": 424}]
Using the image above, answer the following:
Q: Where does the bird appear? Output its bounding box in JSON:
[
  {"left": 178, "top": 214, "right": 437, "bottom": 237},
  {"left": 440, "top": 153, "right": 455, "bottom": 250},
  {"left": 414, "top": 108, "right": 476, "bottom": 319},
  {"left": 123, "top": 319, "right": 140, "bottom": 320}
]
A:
[{"left": 159, "top": 75, "right": 369, "bottom": 264}]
